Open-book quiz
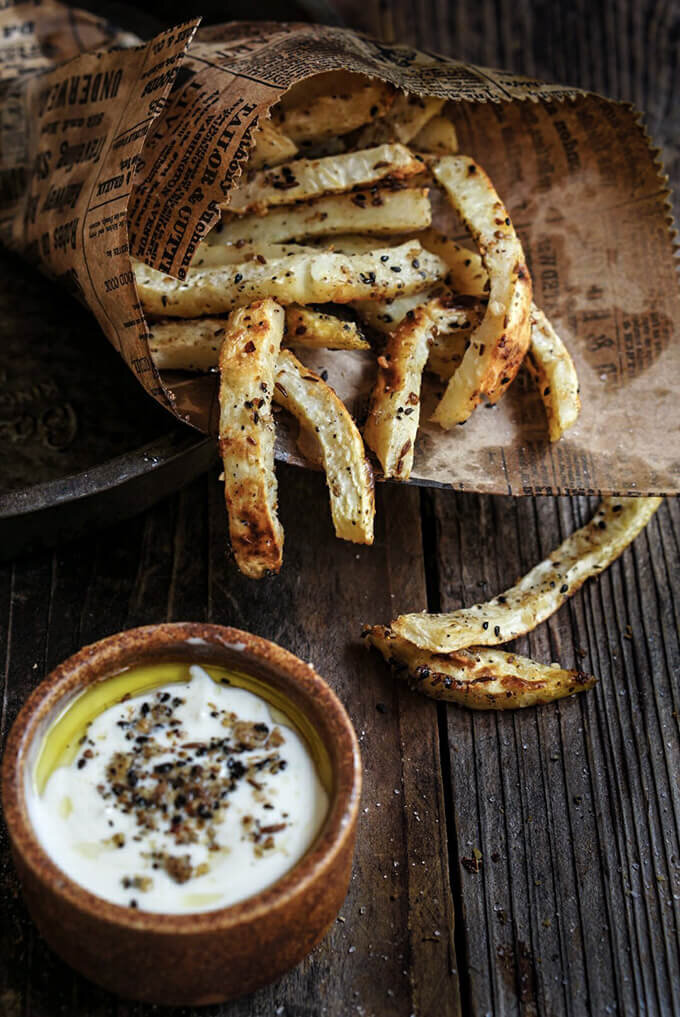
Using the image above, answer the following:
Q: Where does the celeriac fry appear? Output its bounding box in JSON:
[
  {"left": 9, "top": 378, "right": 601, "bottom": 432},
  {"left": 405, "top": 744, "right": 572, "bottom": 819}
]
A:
[
  {"left": 393, "top": 496, "right": 662, "bottom": 652},
  {"left": 225, "top": 144, "right": 424, "bottom": 214},
  {"left": 273, "top": 350, "right": 374, "bottom": 544},
  {"left": 364, "top": 295, "right": 475, "bottom": 479},
  {"left": 248, "top": 119, "right": 298, "bottom": 169},
  {"left": 314, "top": 234, "right": 398, "bottom": 255},
  {"left": 285, "top": 305, "right": 370, "bottom": 350},
  {"left": 353, "top": 287, "right": 440, "bottom": 332},
  {"left": 417, "top": 228, "right": 488, "bottom": 296},
  {"left": 525, "top": 304, "right": 581, "bottom": 441},
  {"left": 272, "top": 73, "right": 396, "bottom": 143},
  {"left": 149, "top": 317, "right": 228, "bottom": 371},
  {"left": 411, "top": 115, "right": 459, "bottom": 155},
  {"left": 218, "top": 299, "right": 284, "bottom": 578},
  {"left": 363, "top": 626, "right": 596, "bottom": 710},
  {"left": 352, "top": 94, "right": 445, "bottom": 147},
  {"left": 294, "top": 422, "right": 324, "bottom": 468},
  {"left": 430, "top": 156, "right": 532, "bottom": 427},
  {"left": 191, "top": 242, "right": 318, "bottom": 269},
  {"left": 354, "top": 287, "right": 483, "bottom": 334},
  {"left": 363, "top": 307, "right": 431, "bottom": 480},
  {"left": 148, "top": 306, "right": 370, "bottom": 370},
  {"left": 427, "top": 331, "right": 469, "bottom": 379},
  {"left": 134, "top": 242, "right": 447, "bottom": 318},
  {"left": 212, "top": 188, "right": 432, "bottom": 248},
  {"left": 417, "top": 230, "right": 580, "bottom": 433}
]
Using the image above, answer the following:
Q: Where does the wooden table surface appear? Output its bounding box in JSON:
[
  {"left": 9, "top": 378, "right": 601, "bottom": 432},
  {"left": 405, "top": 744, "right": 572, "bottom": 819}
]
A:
[{"left": 1, "top": 1, "right": 679, "bottom": 1015}]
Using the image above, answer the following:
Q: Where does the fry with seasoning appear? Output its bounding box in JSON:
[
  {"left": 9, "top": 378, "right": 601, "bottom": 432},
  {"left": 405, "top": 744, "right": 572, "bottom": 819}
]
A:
[{"left": 134, "top": 71, "right": 585, "bottom": 578}]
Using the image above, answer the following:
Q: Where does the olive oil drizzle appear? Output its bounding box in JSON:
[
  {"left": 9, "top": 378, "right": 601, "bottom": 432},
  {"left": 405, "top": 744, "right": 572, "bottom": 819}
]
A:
[{"left": 34, "top": 662, "right": 331, "bottom": 797}]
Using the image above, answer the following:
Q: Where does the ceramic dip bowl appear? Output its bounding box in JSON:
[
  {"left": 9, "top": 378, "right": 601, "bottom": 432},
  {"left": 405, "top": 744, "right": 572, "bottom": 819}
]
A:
[{"left": 1, "top": 622, "right": 361, "bottom": 1006}]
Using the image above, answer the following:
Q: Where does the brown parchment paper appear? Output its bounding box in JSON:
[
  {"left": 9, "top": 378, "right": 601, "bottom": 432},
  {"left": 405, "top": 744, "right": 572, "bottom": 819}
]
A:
[{"left": 0, "top": 3, "right": 677, "bottom": 496}]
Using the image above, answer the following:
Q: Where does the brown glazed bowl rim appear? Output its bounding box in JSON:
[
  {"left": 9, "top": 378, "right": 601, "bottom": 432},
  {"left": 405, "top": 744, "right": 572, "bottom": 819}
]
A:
[{"left": 1, "top": 622, "right": 362, "bottom": 935}]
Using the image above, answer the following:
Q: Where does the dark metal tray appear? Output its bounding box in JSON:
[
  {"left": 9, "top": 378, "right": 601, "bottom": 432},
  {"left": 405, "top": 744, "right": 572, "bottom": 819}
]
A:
[{"left": 0, "top": 245, "right": 217, "bottom": 559}]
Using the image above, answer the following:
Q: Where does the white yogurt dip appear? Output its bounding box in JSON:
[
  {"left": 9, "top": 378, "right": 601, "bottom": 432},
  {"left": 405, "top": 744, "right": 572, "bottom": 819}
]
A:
[{"left": 28, "top": 665, "right": 328, "bottom": 913}]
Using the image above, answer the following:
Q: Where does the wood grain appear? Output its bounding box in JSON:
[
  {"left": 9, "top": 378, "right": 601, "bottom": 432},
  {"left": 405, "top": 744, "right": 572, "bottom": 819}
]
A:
[
  {"left": 0, "top": 470, "right": 458, "bottom": 1017},
  {"left": 1, "top": 1, "right": 678, "bottom": 1016},
  {"left": 333, "top": 2, "right": 680, "bottom": 1012},
  {"left": 424, "top": 494, "right": 680, "bottom": 1017}
]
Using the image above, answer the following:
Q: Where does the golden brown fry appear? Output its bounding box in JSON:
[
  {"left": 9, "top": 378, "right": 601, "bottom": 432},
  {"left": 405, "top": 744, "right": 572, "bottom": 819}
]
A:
[
  {"left": 353, "top": 287, "right": 439, "bottom": 332},
  {"left": 363, "top": 626, "right": 596, "bottom": 710},
  {"left": 149, "top": 317, "right": 229, "bottom": 371},
  {"left": 525, "top": 304, "right": 581, "bottom": 441},
  {"left": 363, "top": 306, "right": 432, "bottom": 480},
  {"left": 274, "top": 350, "right": 374, "bottom": 544},
  {"left": 411, "top": 115, "right": 459, "bottom": 155},
  {"left": 364, "top": 295, "right": 480, "bottom": 479},
  {"left": 190, "top": 242, "right": 317, "bottom": 269},
  {"left": 352, "top": 94, "right": 445, "bottom": 147},
  {"left": 427, "top": 330, "right": 470, "bottom": 379},
  {"left": 284, "top": 305, "right": 370, "bottom": 350},
  {"left": 218, "top": 300, "right": 285, "bottom": 578},
  {"left": 134, "top": 242, "right": 446, "bottom": 318},
  {"left": 417, "top": 231, "right": 581, "bottom": 434},
  {"left": 314, "top": 234, "right": 397, "bottom": 255},
  {"left": 248, "top": 119, "right": 298, "bottom": 169},
  {"left": 272, "top": 72, "right": 396, "bottom": 143},
  {"left": 393, "top": 497, "right": 662, "bottom": 652},
  {"left": 213, "top": 188, "right": 432, "bottom": 248},
  {"left": 417, "top": 228, "right": 488, "bottom": 296},
  {"left": 294, "top": 422, "right": 324, "bottom": 468},
  {"left": 430, "top": 156, "right": 532, "bottom": 427},
  {"left": 225, "top": 144, "right": 424, "bottom": 215},
  {"left": 148, "top": 306, "right": 370, "bottom": 371},
  {"left": 354, "top": 288, "right": 483, "bottom": 335}
]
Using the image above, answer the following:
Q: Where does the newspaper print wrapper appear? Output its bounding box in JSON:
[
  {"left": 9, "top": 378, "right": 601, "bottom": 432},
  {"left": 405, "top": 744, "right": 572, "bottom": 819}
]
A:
[{"left": 0, "top": 2, "right": 677, "bottom": 495}]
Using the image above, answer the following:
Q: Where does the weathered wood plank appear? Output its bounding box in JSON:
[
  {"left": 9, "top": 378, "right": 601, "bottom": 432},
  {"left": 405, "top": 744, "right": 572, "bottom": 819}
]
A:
[
  {"left": 428, "top": 493, "right": 680, "bottom": 1017},
  {"left": 1, "top": 2, "right": 678, "bottom": 1017},
  {"left": 195, "top": 466, "right": 458, "bottom": 1017},
  {"left": 0, "top": 467, "right": 458, "bottom": 1017},
  {"left": 333, "top": 2, "right": 680, "bottom": 1013}
]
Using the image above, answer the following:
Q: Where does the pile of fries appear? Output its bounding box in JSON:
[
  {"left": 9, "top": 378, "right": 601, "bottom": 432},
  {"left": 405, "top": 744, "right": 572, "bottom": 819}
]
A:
[
  {"left": 135, "top": 72, "right": 582, "bottom": 579},
  {"left": 133, "top": 73, "right": 663, "bottom": 712}
]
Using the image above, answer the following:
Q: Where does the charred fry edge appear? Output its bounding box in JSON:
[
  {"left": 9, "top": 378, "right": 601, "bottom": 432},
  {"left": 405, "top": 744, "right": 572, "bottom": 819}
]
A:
[
  {"left": 362, "top": 625, "right": 597, "bottom": 710},
  {"left": 218, "top": 299, "right": 285, "bottom": 578},
  {"left": 430, "top": 157, "right": 532, "bottom": 427}
]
